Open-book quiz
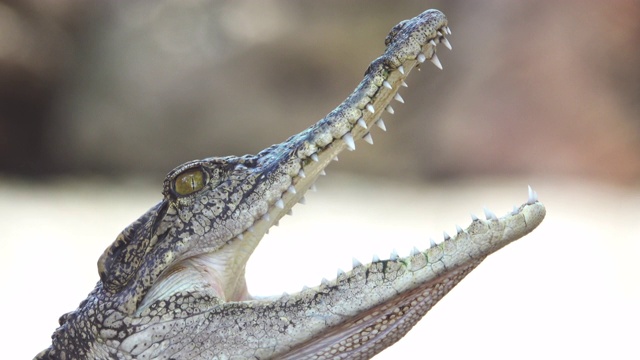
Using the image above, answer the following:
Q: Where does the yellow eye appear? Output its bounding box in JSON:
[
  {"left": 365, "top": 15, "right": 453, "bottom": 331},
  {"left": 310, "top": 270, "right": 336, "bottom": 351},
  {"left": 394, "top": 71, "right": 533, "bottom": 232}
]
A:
[{"left": 173, "top": 168, "right": 207, "bottom": 196}]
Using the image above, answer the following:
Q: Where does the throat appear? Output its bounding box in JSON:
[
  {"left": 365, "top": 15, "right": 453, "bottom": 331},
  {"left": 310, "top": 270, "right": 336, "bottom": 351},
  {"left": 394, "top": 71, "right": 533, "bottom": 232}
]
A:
[{"left": 136, "top": 239, "right": 260, "bottom": 315}]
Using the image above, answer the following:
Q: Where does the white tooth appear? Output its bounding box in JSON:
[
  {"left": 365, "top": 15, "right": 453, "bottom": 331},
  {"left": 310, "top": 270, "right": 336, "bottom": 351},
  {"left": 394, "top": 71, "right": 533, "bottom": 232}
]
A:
[
  {"left": 363, "top": 133, "right": 373, "bottom": 145},
  {"left": 298, "top": 196, "right": 306, "bottom": 205},
  {"left": 372, "top": 254, "right": 380, "bottom": 262},
  {"left": 298, "top": 169, "right": 306, "bottom": 178},
  {"left": 237, "top": 233, "right": 244, "bottom": 240},
  {"left": 262, "top": 213, "right": 270, "bottom": 221},
  {"left": 445, "top": 26, "right": 452, "bottom": 35},
  {"left": 429, "top": 39, "right": 437, "bottom": 47},
  {"left": 417, "top": 53, "right": 426, "bottom": 63},
  {"left": 385, "top": 105, "right": 394, "bottom": 114},
  {"left": 390, "top": 249, "right": 399, "bottom": 261},
  {"left": 332, "top": 156, "right": 339, "bottom": 162},
  {"left": 321, "top": 278, "right": 330, "bottom": 286},
  {"left": 247, "top": 226, "right": 255, "bottom": 233},
  {"left": 527, "top": 185, "right": 538, "bottom": 204},
  {"left": 441, "top": 37, "right": 452, "bottom": 50},
  {"left": 310, "top": 153, "right": 319, "bottom": 162},
  {"left": 429, "top": 238, "right": 437, "bottom": 247},
  {"left": 443, "top": 231, "right": 451, "bottom": 241},
  {"left": 512, "top": 205, "right": 519, "bottom": 215},
  {"left": 394, "top": 93, "right": 404, "bottom": 103},
  {"left": 401, "top": 80, "right": 408, "bottom": 87},
  {"left": 398, "top": 65, "right": 405, "bottom": 74},
  {"left": 309, "top": 183, "right": 317, "bottom": 192},
  {"left": 287, "top": 185, "right": 297, "bottom": 194},
  {"left": 320, "top": 169, "right": 327, "bottom": 176},
  {"left": 357, "top": 117, "right": 367, "bottom": 129},
  {"left": 456, "top": 225, "right": 464, "bottom": 234},
  {"left": 471, "top": 213, "right": 479, "bottom": 221},
  {"left": 343, "top": 132, "right": 356, "bottom": 151},
  {"left": 483, "top": 207, "right": 498, "bottom": 221},
  {"left": 410, "top": 247, "right": 421, "bottom": 256},
  {"left": 366, "top": 104, "right": 375, "bottom": 114},
  {"left": 437, "top": 30, "right": 443, "bottom": 36},
  {"left": 352, "top": 257, "right": 362, "bottom": 268},
  {"left": 337, "top": 269, "right": 345, "bottom": 278},
  {"left": 376, "top": 119, "right": 387, "bottom": 131},
  {"left": 275, "top": 199, "right": 285, "bottom": 209},
  {"left": 430, "top": 53, "right": 443, "bottom": 70},
  {"left": 301, "top": 285, "right": 309, "bottom": 291},
  {"left": 383, "top": 80, "right": 392, "bottom": 89}
]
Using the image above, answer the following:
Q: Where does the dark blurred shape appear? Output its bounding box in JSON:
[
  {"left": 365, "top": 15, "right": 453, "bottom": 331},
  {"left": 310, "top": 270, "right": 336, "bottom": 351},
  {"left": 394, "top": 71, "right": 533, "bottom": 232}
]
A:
[{"left": 1, "top": 0, "right": 639, "bottom": 184}]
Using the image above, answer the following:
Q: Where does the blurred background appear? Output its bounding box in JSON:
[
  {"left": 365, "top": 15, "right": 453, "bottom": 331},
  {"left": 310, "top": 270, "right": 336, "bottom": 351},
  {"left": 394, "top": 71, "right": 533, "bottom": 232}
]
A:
[{"left": 1, "top": 0, "right": 638, "bottom": 358}]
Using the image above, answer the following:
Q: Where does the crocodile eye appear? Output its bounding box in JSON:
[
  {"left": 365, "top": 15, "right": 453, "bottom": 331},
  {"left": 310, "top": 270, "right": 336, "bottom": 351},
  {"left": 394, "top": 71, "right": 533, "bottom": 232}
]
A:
[{"left": 173, "top": 168, "right": 207, "bottom": 196}]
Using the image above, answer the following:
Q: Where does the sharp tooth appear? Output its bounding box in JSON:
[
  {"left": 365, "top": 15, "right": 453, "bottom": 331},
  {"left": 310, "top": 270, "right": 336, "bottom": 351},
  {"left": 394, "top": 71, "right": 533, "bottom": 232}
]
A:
[
  {"left": 441, "top": 37, "right": 452, "bottom": 50},
  {"left": 443, "top": 231, "right": 451, "bottom": 241},
  {"left": 337, "top": 269, "right": 345, "bottom": 277},
  {"left": 262, "top": 213, "right": 271, "bottom": 221},
  {"left": 429, "top": 238, "right": 437, "bottom": 248},
  {"left": 357, "top": 117, "right": 367, "bottom": 129},
  {"left": 410, "top": 247, "right": 421, "bottom": 256},
  {"left": 527, "top": 185, "right": 538, "bottom": 204},
  {"left": 309, "top": 183, "right": 317, "bottom": 192},
  {"left": 275, "top": 199, "right": 285, "bottom": 209},
  {"left": 363, "top": 133, "right": 373, "bottom": 145},
  {"left": 287, "top": 185, "right": 297, "bottom": 194},
  {"left": 352, "top": 257, "right": 362, "bottom": 268},
  {"left": 342, "top": 132, "right": 356, "bottom": 151},
  {"left": 321, "top": 278, "right": 330, "bottom": 286},
  {"left": 383, "top": 80, "right": 392, "bottom": 89},
  {"left": 512, "top": 205, "right": 519, "bottom": 215},
  {"left": 247, "top": 226, "right": 255, "bottom": 233},
  {"left": 320, "top": 169, "right": 327, "bottom": 176},
  {"left": 445, "top": 26, "right": 452, "bottom": 35},
  {"left": 310, "top": 153, "right": 319, "bottom": 162},
  {"left": 332, "top": 156, "right": 339, "bottom": 162},
  {"left": 483, "top": 207, "right": 498, "bottom": 221},
  {"left": 372, "top": 254, "right": 380, "bottom": 262},
  {"left": 471, "top": 213, "right": 479, "bottom": 221},
  {"left": 417, "top": 53, "right": 426, "bottom": 63},
  {"left": 394, "top": 93, "right": 404, "bottom": 103},
  {"left": 401, "top": 80, "right": 408, "bottom": 87},
  {"left": 237, "top": 233, "right": 244, "bottom": 240},
  {"left": 398, "top": 65, "right": 405, "bottom": 75},
  {"left": 366, "top": 104, "right": 375, "bottom": 114},
  {"left": 390, "top": 249, "right": 399, "bottom": 261},
  {"left": 298, "top": 169, "right": 306, "bottom": 178},
  {"left": 437, "top": 30, "right": 443, "bottom": 36},
  {"left": 298, "top": 196, "right": 306, "bottom": 205},
  {"left": 456, "top": 225, "right": 463, "bottom": 234},
  {"left": 376, "top": 119, "right": 387, "bottom": 131},
  {"left": 385, "top": 105, "right": 394, "bottom": 114},
  {"left": 430, "top": 53, "right": 443, "bottom": 70},
  {"left": 429, "top": 39, "right": 437, "bottom": 47}
]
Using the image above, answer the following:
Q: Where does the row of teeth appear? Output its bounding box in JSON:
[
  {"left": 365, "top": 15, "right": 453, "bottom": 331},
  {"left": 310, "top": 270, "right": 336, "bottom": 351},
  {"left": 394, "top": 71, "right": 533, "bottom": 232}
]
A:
[
  {"left": 286, "top": 185, "right": 540, "bottom": 296},
  {"left": 242, "top": 26, "right": 456, "bottom": 235}
]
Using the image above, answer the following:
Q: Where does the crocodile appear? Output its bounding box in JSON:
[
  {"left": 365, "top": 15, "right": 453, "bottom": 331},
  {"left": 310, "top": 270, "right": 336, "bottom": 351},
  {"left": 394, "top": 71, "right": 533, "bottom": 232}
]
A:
[{"left": 36, "top": 9, "right": 546, "bottom": 360}]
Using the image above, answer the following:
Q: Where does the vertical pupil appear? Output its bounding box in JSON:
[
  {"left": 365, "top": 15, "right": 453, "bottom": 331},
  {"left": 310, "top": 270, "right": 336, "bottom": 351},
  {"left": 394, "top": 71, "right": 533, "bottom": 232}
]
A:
[{"left": 175, "top": 168, "right": 205, "bottom": 195}]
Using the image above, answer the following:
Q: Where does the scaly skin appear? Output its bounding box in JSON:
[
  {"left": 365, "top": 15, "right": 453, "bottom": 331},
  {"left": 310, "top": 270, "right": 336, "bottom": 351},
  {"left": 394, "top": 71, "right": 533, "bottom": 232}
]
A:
[{"left": 36, "top": 9, "right": 546, "bottom": 360}]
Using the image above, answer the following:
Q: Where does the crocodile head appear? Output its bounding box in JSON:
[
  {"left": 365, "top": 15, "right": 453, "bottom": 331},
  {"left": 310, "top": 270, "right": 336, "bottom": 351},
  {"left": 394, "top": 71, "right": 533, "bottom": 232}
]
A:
[{"left": 37, "top": 9, "right": 545, "bottom": 360}]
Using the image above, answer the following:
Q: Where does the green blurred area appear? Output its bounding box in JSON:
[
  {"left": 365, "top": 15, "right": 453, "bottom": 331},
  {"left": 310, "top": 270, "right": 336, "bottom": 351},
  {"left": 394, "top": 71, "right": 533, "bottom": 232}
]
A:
[{"left": 1, "top": 0, "right": 639, "bottom": 183}]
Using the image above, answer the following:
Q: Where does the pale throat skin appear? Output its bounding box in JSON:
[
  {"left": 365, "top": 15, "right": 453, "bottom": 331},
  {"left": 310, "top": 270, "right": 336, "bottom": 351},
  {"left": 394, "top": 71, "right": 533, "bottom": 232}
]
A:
[{"left": 36, "top": 9, "right": 546, "bottom": 360}]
